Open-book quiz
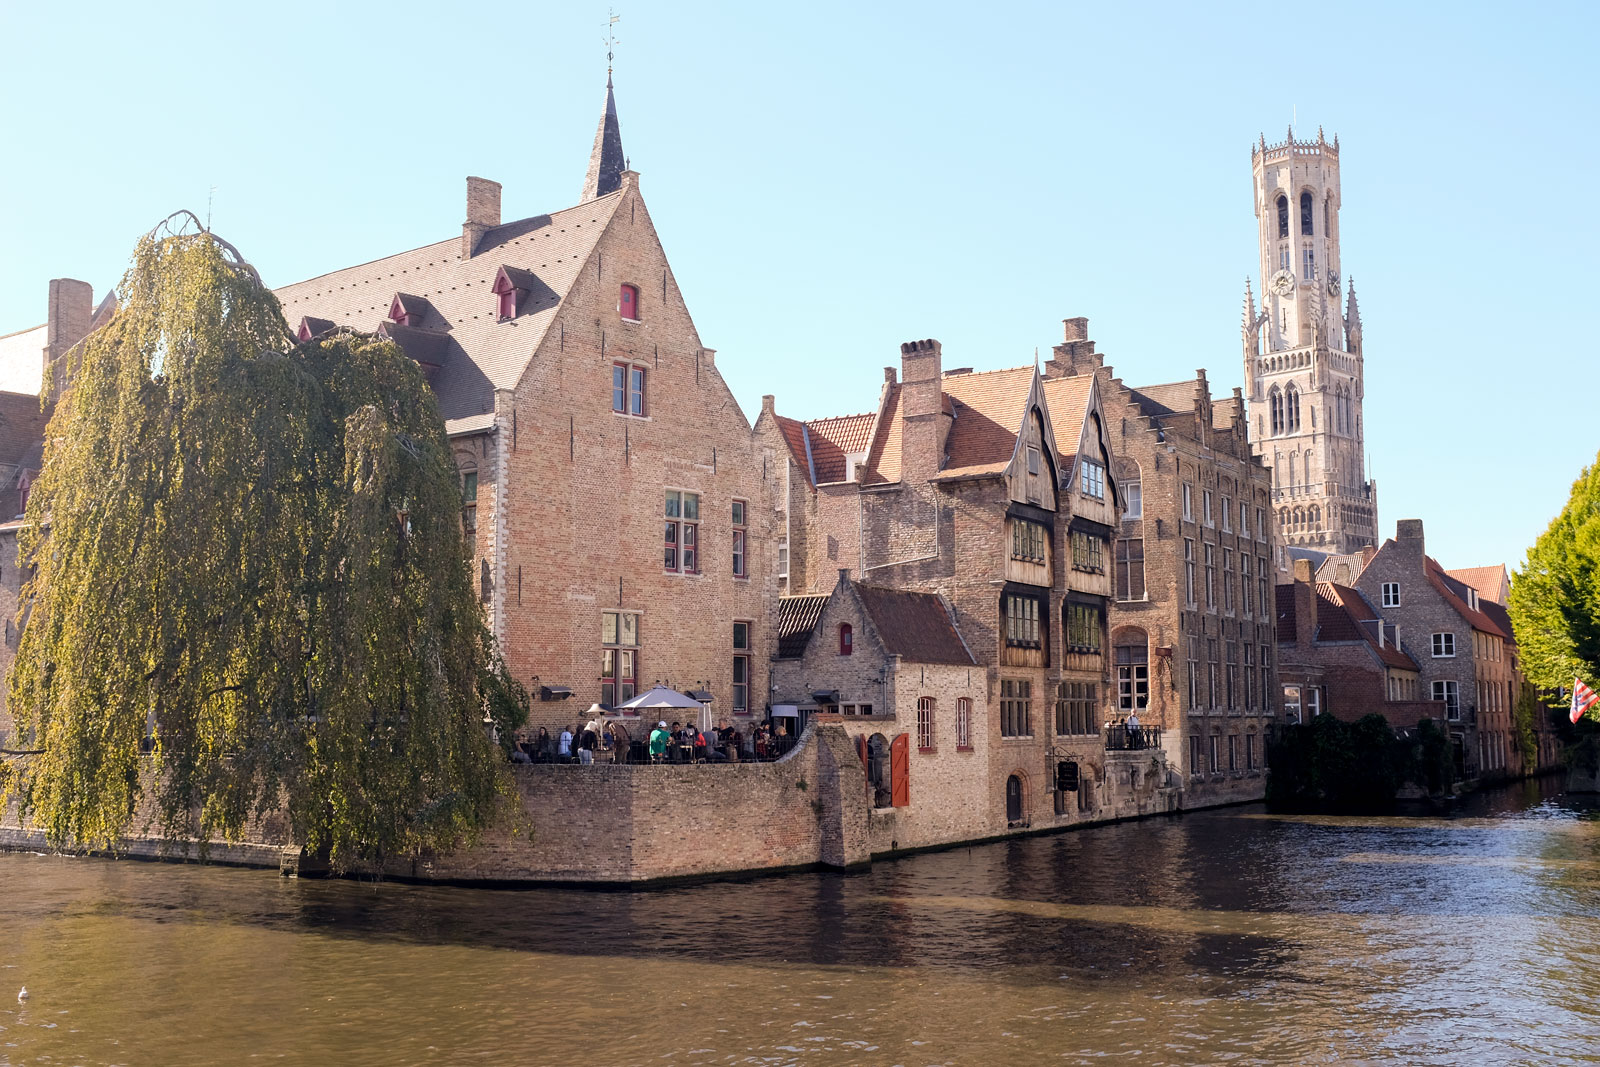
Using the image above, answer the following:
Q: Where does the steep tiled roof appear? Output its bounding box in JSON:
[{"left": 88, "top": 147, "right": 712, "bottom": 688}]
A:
[
  {"left": 1127, "top": 380, "right": 1196, "bottom": 418},
  {"left": 1426, "top": 556, "right": 1509, "bottom": 639},
  {"left": 1040, "top": 374, "right": 1093, "bottom": 444},
  {"left": 775, "top": 594, "right": 830, "bottom": 658},
  {"left": 1279, "top": 580, "right": 1418, "bottom": 670},
  {"left": 941, "top": 365, "right": 1034, "bottom": 471},
  {"left": 1446, "top": 565, "right": 1509, "bottom": 606},
  {"left": 806, "top": 412, "right": 875, "bottom": 483},
  {"left": 1212, "top": 394, "right": 1243, "bottom": 430},
  {"left": 773, "top": 414, "right": 812, "bottom": 483},
  {"left": 854, "top": 583, "right": 975, "bottom": 665},
  {"left": 862, "top": 383, "right": 902, "bottom": 484},
  {"left": 1481, "top": 600, "right": 1516, "bottom": 648},
  {"left": 1315, "top": 550, "right": 1371, "bottom": 585},
  {"left": 275, "top": 191, "right": 626, "bottom": 427}
]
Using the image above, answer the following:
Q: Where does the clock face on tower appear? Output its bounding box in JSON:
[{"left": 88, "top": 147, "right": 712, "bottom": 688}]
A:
[
  {"left": 1270, "top": 269, "right": 1295, "bottom": 296},
  {"left": 1327, "top": 271, "right": 1341, "bottom": 297}
]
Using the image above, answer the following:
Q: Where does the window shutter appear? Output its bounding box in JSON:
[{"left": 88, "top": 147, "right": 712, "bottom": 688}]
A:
[
  {"left": 890, "top": 733, "right": 910, "bottom": 807},
  {"left": 855, "top": 733, "right": 867, "bottom": 769}
]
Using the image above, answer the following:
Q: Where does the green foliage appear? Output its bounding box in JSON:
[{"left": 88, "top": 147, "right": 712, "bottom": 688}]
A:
[
  {"left": 1267, "top": 714, "right": 1455, "bottom": 810},
  {"left": 3, "top": 225, "right": 526, "bottom": 869},
  {"left": 1512, "top": 682, "right": 1540, "bottom": 769},
  {"left": 1509, "top": 452, "right": 1600, "bottom": 703}
]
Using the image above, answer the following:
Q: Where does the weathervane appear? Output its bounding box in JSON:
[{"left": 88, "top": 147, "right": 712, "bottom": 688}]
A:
[{"left": 606, "top": 9, "right": 621, "bottom": 77}]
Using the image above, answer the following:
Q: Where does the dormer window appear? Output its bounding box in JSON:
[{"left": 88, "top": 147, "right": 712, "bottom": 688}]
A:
[
  {"left": 492, "top": 266, "right": 533, "bottom": 322},
  {"left": 388, "top": 295, "right": 418, "bottom": 327},
  {"left": 619, "top": 283, "right": 640, "bottom": 322}
]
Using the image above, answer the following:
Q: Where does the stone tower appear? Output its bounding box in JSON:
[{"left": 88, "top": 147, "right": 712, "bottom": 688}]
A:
[{"left": 1242, "top": 128, "right": 1377, "bottom": 555}]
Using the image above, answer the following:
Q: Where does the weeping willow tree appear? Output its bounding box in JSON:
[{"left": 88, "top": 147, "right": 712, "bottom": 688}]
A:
[
  {"left": 2, "top": 216, "right": 526, "bottom": 869},
  {"left": 1510, "top": 452, "right": 1600, "bottom": 697}
]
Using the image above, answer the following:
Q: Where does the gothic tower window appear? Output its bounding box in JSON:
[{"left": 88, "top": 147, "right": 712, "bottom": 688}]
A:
[
  {"left": 1276, "top": 195, "right": 1289, "bottom": 239},
  {"left": 1269, "top": 386, "right": 1284, "bottom": 435},
  {"left": 1324, "top": 194, "right": 1332, "bottom": 237},
  {"left": 1300, "top": 191, "right": 1314, "bottom": 236},
  {"left": 1285, "top": 382, "right": 1301, "bottom": 433}
]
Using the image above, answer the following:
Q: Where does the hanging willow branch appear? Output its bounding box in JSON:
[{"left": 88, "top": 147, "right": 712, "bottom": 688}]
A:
[{"left": 3, "top": 223, "right": 527, "bottom": 869}]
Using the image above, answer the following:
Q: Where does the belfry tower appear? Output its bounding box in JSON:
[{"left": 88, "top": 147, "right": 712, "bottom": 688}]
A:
[{"left": 1242, "top": 128, "right": 1377, "bottom": 555}]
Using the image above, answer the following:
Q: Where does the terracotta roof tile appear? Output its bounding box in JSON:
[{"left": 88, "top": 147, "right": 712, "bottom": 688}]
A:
[
  {"left": 773, "top": 415, "right": 813, "bottom": 484},
  {"left": 940, "top": 365, "right": 1034, "bottom": 470},
  {"left": 1446, "top": 565, "right": 1509, "bottom": 606},
  {"left": 805, "top": 412, "right": 874, "bottom": 483},
  {"left": 274, "top": 191, "right": 625, "bottom": 424},
  {"left": 1127, "top": 380, "right": 1197, "bottom": 418},
  {"left": 854, "top": 583, "right": 975, "bottom": 665},
  {"left": 863, "top": 383, "right": 902, "bottom": 484},
  {"left": 1425, "top": 556, "right": 1509, "bottom": 639}
]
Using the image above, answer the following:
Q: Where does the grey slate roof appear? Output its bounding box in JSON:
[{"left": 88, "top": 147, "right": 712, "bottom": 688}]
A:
[
  {"left": 854, "top": 583, "right": 976, "bottom": 666},
  {"left": 274, "top": 191, "right": 626, "bottom": 428},
  {"left": 776, "top": 594, "right": 830, "bottom": 659}
]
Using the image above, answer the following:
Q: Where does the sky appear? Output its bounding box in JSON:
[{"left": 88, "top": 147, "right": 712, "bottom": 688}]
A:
[{"left": 1, "top": 1, "right": 1596, "bottom": 571}]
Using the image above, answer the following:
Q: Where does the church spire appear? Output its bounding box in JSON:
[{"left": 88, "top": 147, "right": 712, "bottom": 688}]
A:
[{"left": 581, "top": 73, "right": 626, "bottom": 202}]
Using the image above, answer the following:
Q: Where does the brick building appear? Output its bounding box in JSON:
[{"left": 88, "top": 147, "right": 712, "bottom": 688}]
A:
[
  {"left": 1275, "top": 558, "right": 1431, "bottom": 728},
  {"left": 1045, "top": 319, "right": 1279, "bottom": 806},
  {"left": 274, "top": 77, "right": 774, "bottom": 736},
  {"left": 771, "top": 570, "right": 993, "bottom": 851},
  {"left": 760, "top": 335, "right": 1181, "bottom": 833}
]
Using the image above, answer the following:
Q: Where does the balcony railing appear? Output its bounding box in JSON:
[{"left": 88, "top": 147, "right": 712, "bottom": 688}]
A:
[{"left": 1105, "top": 724, "right": 1162, "bottom": 751}]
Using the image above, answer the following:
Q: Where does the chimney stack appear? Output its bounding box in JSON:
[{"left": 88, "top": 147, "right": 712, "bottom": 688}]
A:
[
  {"left": 1047, "top": 316, "right": 1101, "bottom": 377},
  {"left": 899, "top": 339, "right": 945, "bottom": 482},
  {"left": 1292, "top": 557, "right": 1317, "bottom": 649},
  {"left": 462, "top": 176, "right": 502, "bottom": 259},
  {"left": 44, "top": 278, "right": 94, "bottom": 401}
]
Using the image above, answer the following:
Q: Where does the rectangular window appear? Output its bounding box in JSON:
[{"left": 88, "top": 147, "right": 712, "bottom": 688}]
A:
[
  {"left": 612, "top": 363, "right": 646, "bottom": 416},
  {"left": 665, "top": 490, "right": 700, "bottom": 573},
  {"left": 1302, "top": 247, "right": 1315, "bottom": 281},
  {"left": 1079, "top": 460, "right": 1105, "bottom": 500},
  {"left": 1001, "top": 679, "right": 1032, "bottom": 737},
  {"left": 1066, "top": 602, "right": 1103, "bottom": 654},
  {"left": 1243, "top": 644, "right": 1256, "bottom": 711},
  {"left": 1306, "top": 687, "right": 1322, "bottom": 718},
  {"left": 1258, "top": 557, "right": 1269, "bottom": 618},
  {"left": 601, "top": 610, "right": 641, "bottom": 708},
  {"left": 733, "top": 621, "right": 751, "bottom": 714},
  {"left": 618, "top": 283, "right": 640, "bottom": 321},
  {"left": 1226, "top": 641, "right": 1238, "bottom": 709},
  {"left": 1055, "top": 681, "right": 1097, "bottom": 735},
  {"left": 1012, "top": 520, "right": 1047, "bottom": 564},
  {"left": 732, "top": 499, "right": 748, "bottom": 578},
  {"left": 1433, "top": 680, "right": 1460, "bottom": 720},
  {"left": 1246, "top": 733, "right": 1256, "bottom": 770},
  {"left": 1203, "top": 490, "right": 1214, "bottom": 527},
  {"left": 1260, "top": 644, "right": 1272, "bottom": 710},
  {"left": 778, "top": 538, "right": 789, "bottom": 579},
  {"left": 1256, "top": 507, "right": 1266, "bottom": 541},
  {"left": 1223, "top": 549, "right": 1235, "bottom": 613},
  {"left": 1187, "top": 635, "right": 1201, "bottom": 709},
  {"left": 1204, "top": 543, "right": 1217, "bottom": 611},
  {"left": 1184, "top": 539, "right": 1197, "bottom": 605},
  {"left": 1432, "top": 632, "right": 1455, "bottom": 658},
  {"left": 1190, "top": 734, "right": 1203, "bottom": 777},
  {"left": 1182, "top": 483, "right": 1193, "bottom": 521},
  {"left": 1228, "top": 735, "right": 1239, "bottom": 771},
  {"left": 1004, "top": 595, "right": 1042, "bottom": 648},
  {"left": 461, "top": 469, "right": 478, "bottom": 540},
  {"left": 1125, "top": 482, "right": 1142, "bottom": 519},
  {"left": 1115, "top": 538, "right": 1146, "bottom": 601},
  {"left": 1382, "top": 582, "right": 1401, "bottom": 607},
  {"left": 1116, "top": 644, "right": 1149, "bottom": 712},
  {"left": 1027, "top": 446, "right": 1041, "bottom": 476},
  {"left": 1071, "top": 531, "right": 1104, "bottom": 573},
  {"left": 1283, "top": 684, "right": 1303, "bottom": 722},
  {"left": 956, "top": 697, "right": 973, "bottom": 750},
  {"left": 1221, "top": 496, "right": 1232, "bottom": 532},
  {"left": 917, "top": 696, "right": 936, "bottom": 751},
  {"left": 1209, "top": 735, "right": 1221, "bottom": 773},
  {"left": 1240, "top": 554, "right": 1253, "bottom": 616},
  {"left": 1207, "top": 639, "right": 1219, "bottom": 708},
  {"left": 1240, "top": 502, "right": 1250, "bottom": 538}
]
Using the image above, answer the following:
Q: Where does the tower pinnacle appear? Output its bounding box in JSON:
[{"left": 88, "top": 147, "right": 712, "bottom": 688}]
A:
[{"left": 581, "top": 74, "right": 626, "bottom": 202}]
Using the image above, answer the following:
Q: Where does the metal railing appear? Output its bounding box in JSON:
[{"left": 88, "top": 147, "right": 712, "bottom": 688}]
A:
[{"left": 1105, "top": 724, "right": 1162, "bottom": 751}]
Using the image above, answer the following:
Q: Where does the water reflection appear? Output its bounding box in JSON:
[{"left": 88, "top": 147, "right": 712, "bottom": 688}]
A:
[{"left": 2, "top": 779, "right": 1598, "bottom": 1065}]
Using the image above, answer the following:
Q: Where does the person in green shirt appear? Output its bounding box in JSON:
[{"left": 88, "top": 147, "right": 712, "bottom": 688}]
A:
[{"left": 648, "top": 720, "right": 670, "bottom": 763}]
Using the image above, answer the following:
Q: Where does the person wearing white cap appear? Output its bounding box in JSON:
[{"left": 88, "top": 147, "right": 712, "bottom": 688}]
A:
[{"left": 649, "top": 720, "right": 670, "bottom": 762}]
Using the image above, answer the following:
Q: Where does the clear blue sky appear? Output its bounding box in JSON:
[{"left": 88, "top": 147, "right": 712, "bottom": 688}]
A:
[{"left": 2, "top": 1, "right": 1595, "bottom": 572}]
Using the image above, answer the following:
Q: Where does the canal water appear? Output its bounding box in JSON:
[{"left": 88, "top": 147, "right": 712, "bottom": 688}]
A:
[{"left": 2, "top": 779, "right": 1598, "bottom": 1066}]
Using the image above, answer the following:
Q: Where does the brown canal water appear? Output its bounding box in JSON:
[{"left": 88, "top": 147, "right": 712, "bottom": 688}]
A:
[{"left": 2, "top": 779, "right": 1599, "bottom": 1066}]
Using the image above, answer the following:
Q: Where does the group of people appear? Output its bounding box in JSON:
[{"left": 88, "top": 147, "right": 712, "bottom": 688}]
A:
[{"left": 514, "top": 707, "right": 798, "bottom": 765}]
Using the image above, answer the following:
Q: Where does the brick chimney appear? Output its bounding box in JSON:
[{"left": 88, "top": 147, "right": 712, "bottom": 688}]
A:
[
  {"left": 44, "top": 278, "right": 94, "bottom": 401},
  {"left": 462, "top": 176, "right": 502, "bottom": 259},
  {"left": 1292, "top": 557, "right": 1317, "bottom": 649},
  {"left": 899, "top": 338, "right": 946, "bottom": 482},
  {"left": 1046, "top": 316, "right": 1103, "bottom": 378},
  {"left": 1393, "top": 518, "right": 1425, "bottom": 566}
]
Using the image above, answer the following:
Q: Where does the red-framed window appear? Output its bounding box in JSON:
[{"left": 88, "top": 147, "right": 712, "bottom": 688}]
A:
[
  {"left": 665, "top": 490, "right": 699, "bottom": 574},
  {"left": 956, "top": 697, "right": 972, "bottom": 750},
  {"left": 731, "top": 499, "right": 748, "bottom": 578},
  {"left": 619, "top": 283, "right": 640, "bottom": 321},
  {"left": 839, "top": 623, "right": 853, "bottom": 656},
  {"left": 612, "top": 363, "right": 646, "bottom": 416},
  {"left": 916, "top": 697, "right": 935, "bottom": 752},
  {"left": 388, "top": 295, "right": 416, "bottom": 327},
  {"left": 601, "top": 610, "right": 639, "bottom": 709}
]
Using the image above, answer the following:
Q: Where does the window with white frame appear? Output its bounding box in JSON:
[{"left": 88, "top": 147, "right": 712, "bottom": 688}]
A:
[
  {"left": 1283, "top": 684, "right": 1303, "bottom": 722},
  {"left": 1182, "top": 483, "right": 1193, "bottom": 521},
  {"left": 664, "top": 490, "right": 699, "bottom": 574},
  {"left": 1306, "top": 687, "right": 1322, "bottom": 717},
  {"left": 1079, "top": 459, "right": 1105, "bottom": 500},
  {"left": 1222, "top": 495, "right": 1232, "bottom": 531},
  {"left": 1240, "top": 501, "right": 1250, "bottom": 538},
  {"left": 1433, "top": 679, "right": 1460, "bottom": 720},
  {"left": 1116, "top": 641, "right": 1149, "bottom": 711},
  {"left": 1203, "top": 490, "right": 1214, "bottom": 527},
  {"left": 1012, "top": 519, "right": 1047, "bottom": 564},
  {"left": 917, "top": 697, "right": 936, "bottom": 751},
  {"left": 1382, "top": 582, "right": 1401, "bottom": 607},
  {"left": 612, "top": 362, "right": 646, "bottom": 416},
  {"left": 956, "top": 697, "right": 973, "bottom": 750},
  {"left": 1071, "top": 530, "right": 1104, "bottom": 573},
  {"left": 732, "top": 499, "right": 748, "bottom": 578},
  {"left": 1184, "top": 539, "right": 1197, "bottom": 605},
  {"left": 1124, "top": 480, "right": 1142, "bottom": 519},
  {"left": 1432, "top": 632, "right": 1456, "bottom": 658}
]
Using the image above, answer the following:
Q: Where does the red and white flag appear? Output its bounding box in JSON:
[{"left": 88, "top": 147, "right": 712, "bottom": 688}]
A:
[{"left": 1571, "top": 678, "right": 1599, "bottom": 724}]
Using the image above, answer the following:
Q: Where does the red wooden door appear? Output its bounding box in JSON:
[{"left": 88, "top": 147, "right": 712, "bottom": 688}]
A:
[
  {"left": 890, "top": 733, "right": 910, "bottom": 807},
  {"left": 856, "top": 733, "right": 867, "bottom": 768}
]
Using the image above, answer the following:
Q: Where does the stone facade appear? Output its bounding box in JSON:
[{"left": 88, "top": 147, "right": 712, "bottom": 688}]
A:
[
  {"left": 1046, "top": 319, "right": 1279, "bottom": 807},
  {"left": 1242, "top": 131, "right": 1378, "bottom": 554}
]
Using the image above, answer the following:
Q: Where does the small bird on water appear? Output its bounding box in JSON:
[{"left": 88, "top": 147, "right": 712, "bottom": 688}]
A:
[{"left": 18, "top": 987, "right": 28, "bottom": 1002}]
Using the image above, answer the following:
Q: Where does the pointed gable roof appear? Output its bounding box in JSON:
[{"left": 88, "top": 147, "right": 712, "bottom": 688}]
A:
[
  {"left": 806, "top": 412, "right": 875, "bottom": 483},
  {"left": 581, "top": 75, "right": 626, "bottom": 202},
  {"left": 1424, "top": 555, "right": 1509, "bottom": 639},
  {"left": 940, "top": 365, "right": 1036, "bottom": 471},
  {"left": 1446, "top": 565, "right": 1509, "bottom": 606},
  {"left": 776, "top": 594, "right": 830, "bottom": 659},
  {"left": 275, "top": 190, "right": 626, "bottom": 429},
  {"left": 852, "top": 583, "right": 976, "bottom": 665}
]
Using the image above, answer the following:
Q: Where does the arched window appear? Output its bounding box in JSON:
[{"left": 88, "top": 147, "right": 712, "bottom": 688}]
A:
[
  {"left": 1300, "top": 191, "right": 1314, "bottom": 236},
  {"left": 1285, "top": 382, "right": 1301, "bottom": 433},
  {"left": 867, "top": 734, "right": 891, "bottom": 808},
  {"left": 1293, "top": 507, "right": 1304, "bottom": 528},
  {"left": 1276, "top": 194, "right": 1289, "bottom": 239},
  {"left": 459, "top": 462, "right": 478, "bottom": 537},
  {"left": 839, "top": 623, "right": 853, "bottom": 656},
  {"left": 618, "top": 283, "right": 640, "bottom": 321},
  {"left": 1268, "top": 386, "right": 1284, "bottom": 435},
  {"left": 1115, "top": 628, "right": 1150, "bottom": 712},
  {"left": 492, "top": 268, "right": 526, "bottom": 321},
  {"left": 1279, "top": 507, "right": 1289, "bottom": 527},
  {"left": 1309, "top": 504, "right": 1321, "bottom": 526},
  {"left": 1324, "top": 194, "right": 1332, "bottom": 236},
  {"left": 1303, "top": 451, "right": 1312, "bottom": 487}
]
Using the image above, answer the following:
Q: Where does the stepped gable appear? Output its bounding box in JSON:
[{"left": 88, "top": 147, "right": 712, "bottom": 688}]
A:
[
  {"left": 775, "top": 594, "right": 830, "bottom": 658},
  {"left": 853, "top": 583, "right": 975, "bottom": 666},
  {"left": 274, "top": 190, "right": 625, "bottom": 429}
]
